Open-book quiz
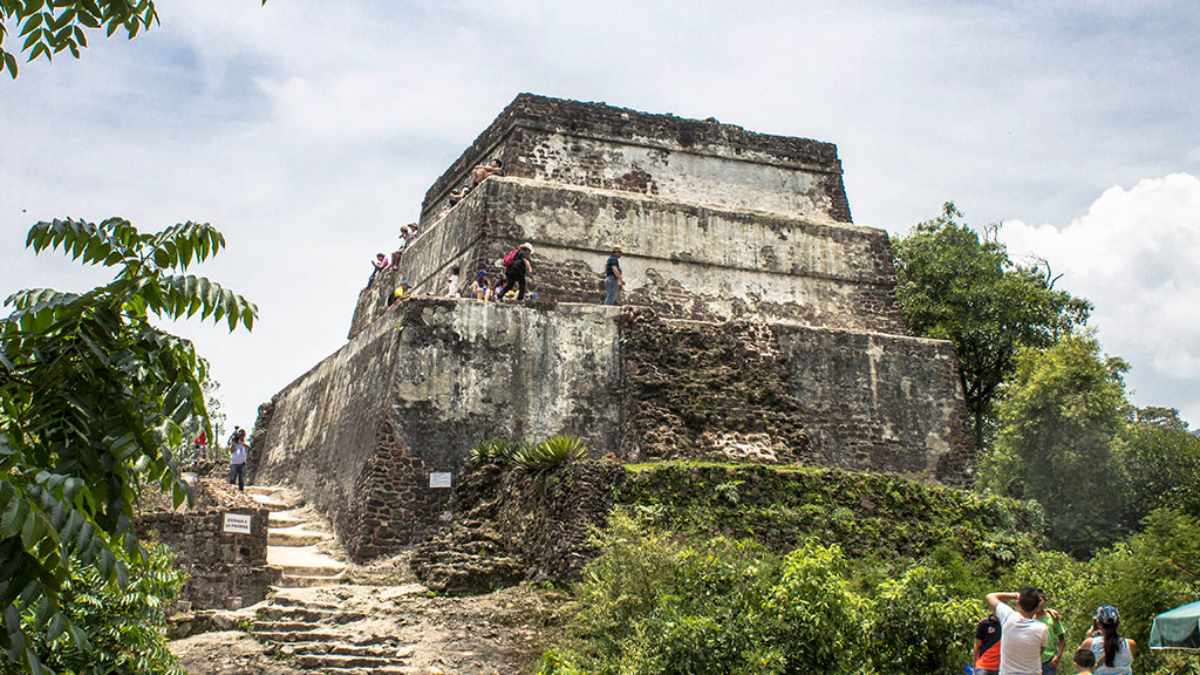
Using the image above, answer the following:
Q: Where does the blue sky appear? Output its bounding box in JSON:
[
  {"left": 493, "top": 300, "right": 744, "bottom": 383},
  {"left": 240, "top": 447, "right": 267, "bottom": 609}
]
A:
[{"left": 2, "top": 0, "right": 1198, "bottom": 430}]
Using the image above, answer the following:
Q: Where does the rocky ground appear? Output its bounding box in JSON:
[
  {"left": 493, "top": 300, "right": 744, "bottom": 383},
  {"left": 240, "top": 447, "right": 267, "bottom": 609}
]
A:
[
  {"left": 168, "top": 485, "right": 571, "bottom": 675},
  {"left": 170, "top": 583, "right": 569, "bottom": 675}
]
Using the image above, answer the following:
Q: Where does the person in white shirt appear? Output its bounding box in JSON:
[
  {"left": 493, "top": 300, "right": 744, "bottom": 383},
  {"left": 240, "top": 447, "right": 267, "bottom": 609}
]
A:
[{"left": 987, "top": 588, "right": 1049, "bottom": 675}]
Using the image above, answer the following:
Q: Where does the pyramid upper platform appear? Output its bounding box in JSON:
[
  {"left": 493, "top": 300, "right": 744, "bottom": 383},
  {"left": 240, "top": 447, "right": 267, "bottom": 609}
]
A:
[{"left": 420, "top": 94, "right": 853, "bottom": 227}]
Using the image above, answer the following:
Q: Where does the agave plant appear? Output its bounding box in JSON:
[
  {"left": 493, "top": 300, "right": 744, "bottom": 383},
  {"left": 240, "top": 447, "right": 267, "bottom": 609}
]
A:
[
  {"left": 470, "top": 438, "right": 515, "bottom": 466},
  {"left": 511, "top": 435, "right": 589, "bottom": 471}
]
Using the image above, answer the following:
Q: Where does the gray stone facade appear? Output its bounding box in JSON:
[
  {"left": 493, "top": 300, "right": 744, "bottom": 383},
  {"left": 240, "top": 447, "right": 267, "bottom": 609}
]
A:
[{"left": 256, "top": 94, "right": 973, "bottom": 561}]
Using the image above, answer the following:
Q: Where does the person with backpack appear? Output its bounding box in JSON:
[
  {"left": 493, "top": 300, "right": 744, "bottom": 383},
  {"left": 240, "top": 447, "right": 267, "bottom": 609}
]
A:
[
  {"left": 498, "top": 242, "right": 533, "bottom": 301},
  {"left": 228, "top": 434, "right": 250, "bottom": 492}
]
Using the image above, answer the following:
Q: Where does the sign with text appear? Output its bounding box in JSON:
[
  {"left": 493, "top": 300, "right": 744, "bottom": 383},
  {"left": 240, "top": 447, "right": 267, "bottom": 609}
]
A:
[
  {"left": 223, "top": 512, "right": 252, "bottom": 535},
  {"left": 429, "top": 472, "right": 453, "bottom": 489}
]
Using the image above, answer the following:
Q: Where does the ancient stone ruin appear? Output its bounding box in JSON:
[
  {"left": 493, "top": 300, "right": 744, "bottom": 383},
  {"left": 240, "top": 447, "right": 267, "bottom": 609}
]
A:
[{"left": 251, "top": 94, "right": 973, "bottom": 561}]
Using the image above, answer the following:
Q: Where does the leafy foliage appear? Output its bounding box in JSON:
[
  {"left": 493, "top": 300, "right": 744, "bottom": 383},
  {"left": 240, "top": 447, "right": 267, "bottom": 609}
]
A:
[
  {"left": 0, "top": 217, "right": 255, "bottom": 672},
  {"left": 21, "top": 543, "right": 185, "bottom": 675},
  {"left": 0, "top": 0, "right": 159, "bottom": 78},
  {"left": 0, "top": 0, "right": 267, "bottom": 79},
  {"left": 541, "top": 514, "right": 1011, "bottom": 675},
  {"left": 512, "top": 435, "right": 588, "bottom": 471},
  {"left": 981, "top": 334, "right": 1131, "bottom": 556},
  {"left": 469, "top": 438, "right": 517, "bottom": 467},
  {"left": 1123, "top": 411, "right": 1200, "bottom": 523},
  {"left": 892, "top": 202, "right": 1091, "bottom": 449},
  {"left": 870, "top": 561, "right": 979, "bottom": 673},
  {"left": 470, "top": 435, "right": 588, "bottom": 471}
]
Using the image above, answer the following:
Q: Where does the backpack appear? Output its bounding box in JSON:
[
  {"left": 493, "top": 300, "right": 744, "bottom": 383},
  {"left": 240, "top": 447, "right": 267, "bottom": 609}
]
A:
[{"left": 502, "top": 248, "right": 520, "bottom": 267}]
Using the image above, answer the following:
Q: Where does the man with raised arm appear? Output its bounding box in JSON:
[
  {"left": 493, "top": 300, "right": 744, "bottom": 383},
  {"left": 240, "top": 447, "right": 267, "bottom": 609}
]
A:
[{"left": 986, "top": 588, "right": 1049, "bottom": 675}]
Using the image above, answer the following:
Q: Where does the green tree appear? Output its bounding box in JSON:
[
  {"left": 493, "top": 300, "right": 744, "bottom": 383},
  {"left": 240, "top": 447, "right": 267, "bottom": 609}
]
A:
[
  {"left": 0, "top": 0, "right": 265, "bottom": 79},
  {"left": 1124, "top": 409, "right": 1200, "bottom": 523},
  {"left": 982, "top": 334, "right": 1130, "bottom": 556},
  {"left": 1083, "top": 509, "right": 1200, "bottom": 675},
  {"left": 892, "top": 202, "right": 1091, "bottom": 450},
  {"left": 0, "top": 217, "right": 255, "bottom": 672}
]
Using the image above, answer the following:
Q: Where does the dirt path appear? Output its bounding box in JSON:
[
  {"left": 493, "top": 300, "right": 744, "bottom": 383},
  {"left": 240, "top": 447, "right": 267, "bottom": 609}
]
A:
[{"left": 170, "top": 485, "right": 570, "bottom": 674}]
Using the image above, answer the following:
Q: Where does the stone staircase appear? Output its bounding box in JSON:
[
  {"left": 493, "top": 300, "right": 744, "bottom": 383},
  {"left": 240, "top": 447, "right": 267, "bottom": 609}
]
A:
[
  {"left": 248, "top": 586, "right": 427, "bottom": 674},
  {"left": 244, "top": 486, "right": 348, "bottom": 588}
]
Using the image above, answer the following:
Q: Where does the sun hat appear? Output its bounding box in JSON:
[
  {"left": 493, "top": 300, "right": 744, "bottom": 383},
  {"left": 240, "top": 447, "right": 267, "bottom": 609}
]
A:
[
  {"left": 521, "top": 242, "right": 534, "bottom": 253},
  {"left": 612, "top": 245, "right": 623, "bottom": 254}
]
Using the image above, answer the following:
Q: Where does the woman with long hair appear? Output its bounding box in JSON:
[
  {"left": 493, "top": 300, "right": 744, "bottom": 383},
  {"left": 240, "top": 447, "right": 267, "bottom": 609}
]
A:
[{"left": 1080, "top": 605, "right": 1136, "bottom": 674}]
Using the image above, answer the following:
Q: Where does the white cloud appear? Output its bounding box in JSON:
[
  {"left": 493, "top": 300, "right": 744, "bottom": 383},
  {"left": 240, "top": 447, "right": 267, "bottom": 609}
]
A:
[
  {"left": 4, "top": 0, "right": 1200, "bottom": 431},
  {"left": 1000, "top": 174, "right": 1200, "bottom": 425}
]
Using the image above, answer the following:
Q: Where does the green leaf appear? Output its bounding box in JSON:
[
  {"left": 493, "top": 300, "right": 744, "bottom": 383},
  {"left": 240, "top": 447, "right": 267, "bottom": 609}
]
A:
[
  {"left": 1, "top": 496, "right": 30, "bottom": 539},
  {"left": 21, "top": 512, "right": 46, "bottom": 550},
  {"left": 47, "top": 613, "right": 68, "bottom": 642}
]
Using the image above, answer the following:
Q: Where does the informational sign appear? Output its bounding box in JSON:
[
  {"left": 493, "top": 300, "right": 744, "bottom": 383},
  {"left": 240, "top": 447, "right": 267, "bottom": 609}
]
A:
[
  {"left": 223, "top": 512, "right": 253, "bottom": 534},
  {"left": 429, "top": 472, "right": 453, "bottom": 489}
]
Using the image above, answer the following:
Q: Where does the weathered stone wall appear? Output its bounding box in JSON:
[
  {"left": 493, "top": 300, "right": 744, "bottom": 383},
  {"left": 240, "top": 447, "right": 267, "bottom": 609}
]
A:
[
  {"left": 264, "top": 300, "right": 971, "bottom": 560},
  {"left": 411, "top": 460, "right": 624, "bottom": 593},
  {"left": 351, "top": 177, "right": 901, "bottom": 339},
  {"left": 137, "top": 480, "right": 278, "bottom": 609},
  {"left": 493, "top": 461, "right": 626, "bottom": 582},
  {"left": 620, "top": 310, "right": 973, "bottom": 486},
  {"left": 258, "top": 298, "right": 625, "bottom": 560},
  {"left": 255, "top": 309, "right": 399, "bottom": 547},
  {"left": 420, "top": 94, "right": 851, "bottom": 226}
]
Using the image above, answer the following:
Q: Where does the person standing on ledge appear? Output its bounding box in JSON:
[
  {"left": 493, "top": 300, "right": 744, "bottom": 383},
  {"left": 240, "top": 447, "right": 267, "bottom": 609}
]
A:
[
  {"left": 499, "top": 242, "right": 533, "bottom": 301},
  {"left": 604, "top": 246, "right": 625, "bottom": 306},
  {"left": 229, "top": 432, "right": 250, "bottom": 492}
]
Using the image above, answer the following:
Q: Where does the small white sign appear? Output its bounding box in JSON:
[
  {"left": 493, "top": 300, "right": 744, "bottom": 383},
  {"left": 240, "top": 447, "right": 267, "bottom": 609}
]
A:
[
  {"left": 429, "top": 472, "right": 453, "bottom": 489},
  {"left": 223, "top": 513, "right": 252, "bottom": 534}
]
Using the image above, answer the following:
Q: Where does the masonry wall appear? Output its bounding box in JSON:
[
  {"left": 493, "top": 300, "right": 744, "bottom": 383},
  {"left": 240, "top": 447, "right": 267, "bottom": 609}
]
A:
[
  {"left": 620, "top": 310, "right": 973, "bottom": 486},
  {"left": 264, "top": 300, "right": 971, "bottom": 560},
  {"left": 351, "top": 177, "right": 901, "bottom": 339},
  {"left": 420, "top": 94, "right": 851, "bottom": 226},
  {"left": 137, "top": 480, "right": 278, "bottom": 609},
  {"left": 255, "top": 311, "right": 400, "bottom": 546},
  {"left": 259, "top": 299, "right": 625, "bottom": 560}
]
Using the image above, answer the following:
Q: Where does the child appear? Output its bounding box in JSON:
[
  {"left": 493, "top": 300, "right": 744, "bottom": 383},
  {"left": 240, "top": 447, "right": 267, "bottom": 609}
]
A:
[
  {"left": 446, "top": 265, "right": 461, "bottom": 298},
  {"left": 470, "top": 271, "right": 490, "bottom": 300},
  {"left": 1073, "top": 647, "right": 1095, "bottom": 674},
  {"left": 365, "top": 253, "right": 388, "bottom": 289}
]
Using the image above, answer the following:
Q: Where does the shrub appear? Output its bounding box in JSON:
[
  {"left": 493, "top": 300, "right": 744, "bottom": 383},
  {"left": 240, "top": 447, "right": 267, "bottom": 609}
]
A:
[
  {"left": 22, "top": 543, "right": 186, "bottom": 674},
  {"left": 511, "top": 435, "right": 587, "bottom": 471},
  {"left": 470, "top": 438, "right": 515, "bottom": 466},
  {"left": 869, "top": 562, "right": 979, "bottom": 674}
]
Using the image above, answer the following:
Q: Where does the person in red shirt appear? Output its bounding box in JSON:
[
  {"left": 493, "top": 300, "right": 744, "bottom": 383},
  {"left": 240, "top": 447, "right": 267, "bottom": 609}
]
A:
[
  {"left": 193, "top": 429, "right": 208, "bottom": 460},
  {"left": 974, "top": 612, "right": 1002, "bottom": 675}
]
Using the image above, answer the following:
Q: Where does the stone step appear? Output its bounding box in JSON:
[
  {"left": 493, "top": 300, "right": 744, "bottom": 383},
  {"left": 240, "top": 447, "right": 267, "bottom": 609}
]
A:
[
  {"left": 256, "top": 630, "right": 346, "bottom": 643},
  {"left": 269, "top": 526, "right": 333, "bottom": 547},
  {"left": 244, "top": 485, "right": 293, "bottom": 498},
  {"left": 288, "top": 643, "right": 401, "bottom": 658},
  {"left": 266, "top": 595, "right": 346, "bottom": 611},
  {"left": 277, "top": 572, "right": 347, "bottom": 588},
  {"left": 252, "top": 620, "right": 321, "bottom": 633},
  {"left": 268, "top": 509, "right": 309, "bottom": 528},
  {"left": 312, "top": 662, "right": 415, "bottom": 667},
  {"left": 249, "top": 494, "right": 304, "bottom": 512},
  {"left": 267, "top": 544, "right": 347, "bottom": 575},
  {"left": 257, "top": 606, "right": 368, "bottom": 623},
  {"left": 295, "top": 654, "right": 404, "bottom": 669}
]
